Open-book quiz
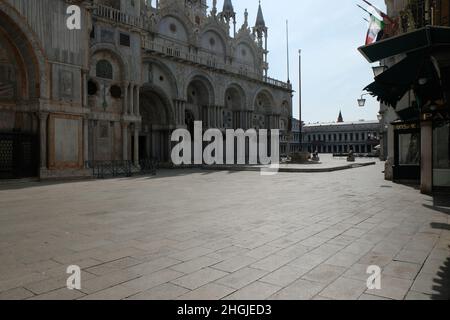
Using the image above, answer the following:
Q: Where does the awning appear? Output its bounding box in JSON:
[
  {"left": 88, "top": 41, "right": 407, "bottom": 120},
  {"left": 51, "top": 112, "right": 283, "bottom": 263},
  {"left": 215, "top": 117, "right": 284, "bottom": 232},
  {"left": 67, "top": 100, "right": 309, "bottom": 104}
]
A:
[
  {"left": 364, "top": 52, "right": 427, "bottom": 107},
  {"left": 358, "top": 26, "right": 450, "bottom": 63}
]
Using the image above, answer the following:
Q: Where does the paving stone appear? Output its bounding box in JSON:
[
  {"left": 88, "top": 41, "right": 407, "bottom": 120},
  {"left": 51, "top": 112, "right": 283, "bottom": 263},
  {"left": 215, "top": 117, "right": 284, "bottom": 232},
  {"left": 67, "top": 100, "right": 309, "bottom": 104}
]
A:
[
  {"left": 170, "top": 256, "right": 222, "bottom": 274},
  {"left": 212, "top": 255, "right": 257, "bottom": 273},
  {"left": 395, "top": 250, "right": 429, "bottom": 264},
  {"left": 79, "top": 284, "right": 139, "bottom": 300},
  {"left": 302, "top": 264, "right": 347, "bottom": 284},
  {"left": 260, "top": 265, "right": 310, "bottom": 288},
  {"left": 121, "top": 269, "right": 184, "bottom": 292},
  {"left": 382, "top": 261, "right": 421, "bottom": 280},
  {"left": 126, "top": 283, "right": 189, "bottom": 300},
  {"left": 177, "top": 283, "right": 235, "bottom": 300},
  {"left": 325, "top": 251, "right": 362, "bottom": 268},
  {"left": 225, "top": 281, "right": 282, "bottom": 300},
  {"left": 250, "top": 254, "right": 295, "bottom": 272},
  {"left": 171, "top": 268, "right": 229, "bottom": 290},
  {"left": 1, "top": 163, "right": 448, "bottom": 300},
  {"left": 365, "top": 276, "right": 413, "bottom": 300},
  {"left": 410, "top": 272, "right": 450, "bottom": 299},
  {"left": 28, "top": 288, "right": 85, "bottom": 300},
  {"left": 215, "top": 267, "right": 268, "bottom": 290},
  {"left": 0, "top": 287, "right": 34, "bottom": 300},
  {"left": 270, "top": 279, "right": 326, "bottom": 300},
  {"left": 319, "top": 277, "right": 367, "bottom": 300}
]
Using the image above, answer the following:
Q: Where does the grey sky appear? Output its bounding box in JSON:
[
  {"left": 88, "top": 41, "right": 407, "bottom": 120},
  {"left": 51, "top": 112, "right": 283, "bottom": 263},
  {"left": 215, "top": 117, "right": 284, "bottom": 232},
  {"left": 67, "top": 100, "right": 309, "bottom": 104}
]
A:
[{"left": 220, "top": 0, "right": 387, "bottom": 123}]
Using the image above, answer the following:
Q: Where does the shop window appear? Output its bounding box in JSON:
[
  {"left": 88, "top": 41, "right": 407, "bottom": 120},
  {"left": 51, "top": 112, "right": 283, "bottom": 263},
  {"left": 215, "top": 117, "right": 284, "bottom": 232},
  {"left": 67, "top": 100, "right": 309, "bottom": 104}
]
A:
[{"left": 399, "top": 133, "right": 420, "bottom": 165}]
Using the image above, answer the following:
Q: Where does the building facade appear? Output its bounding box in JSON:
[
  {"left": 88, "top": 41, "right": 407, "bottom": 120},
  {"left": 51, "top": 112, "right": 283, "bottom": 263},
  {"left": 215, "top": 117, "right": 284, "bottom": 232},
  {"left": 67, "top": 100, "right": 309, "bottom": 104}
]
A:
[
  {"left": 280, "top": 118, "right": 302, "bottom": 155},
  {"left": 302, "top": 113, "right": 381, "bottom": 154},
  {"left": 0, "top": 0, "right": 293, "bottom": 179},
  {"left": 362, "top": 0, "right": 450, "bottom": 193}
]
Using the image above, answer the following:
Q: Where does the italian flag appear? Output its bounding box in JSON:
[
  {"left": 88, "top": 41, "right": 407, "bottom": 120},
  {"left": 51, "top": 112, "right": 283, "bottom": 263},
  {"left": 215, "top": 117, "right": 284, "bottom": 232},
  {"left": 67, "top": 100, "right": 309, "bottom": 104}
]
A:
[{"left": 366, "top": 15, "right": 385, "bottom": 45}]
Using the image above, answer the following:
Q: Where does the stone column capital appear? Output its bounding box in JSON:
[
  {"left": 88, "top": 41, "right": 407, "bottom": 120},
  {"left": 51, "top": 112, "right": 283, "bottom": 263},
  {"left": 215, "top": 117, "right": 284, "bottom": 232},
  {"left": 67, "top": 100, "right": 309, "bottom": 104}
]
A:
[{"left": 38, "top": 112, "right": 49, "bottom": 121}]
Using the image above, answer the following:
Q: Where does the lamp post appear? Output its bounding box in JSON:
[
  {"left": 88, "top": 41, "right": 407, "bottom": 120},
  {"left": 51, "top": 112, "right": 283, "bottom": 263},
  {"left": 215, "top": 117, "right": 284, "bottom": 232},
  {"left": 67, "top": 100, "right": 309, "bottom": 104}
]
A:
[
  {"left": 372, "top": 65, "right": 387, "bottom": 77},
  {"left": 358, "top": 93, "right": 371, "bottom": 107}
]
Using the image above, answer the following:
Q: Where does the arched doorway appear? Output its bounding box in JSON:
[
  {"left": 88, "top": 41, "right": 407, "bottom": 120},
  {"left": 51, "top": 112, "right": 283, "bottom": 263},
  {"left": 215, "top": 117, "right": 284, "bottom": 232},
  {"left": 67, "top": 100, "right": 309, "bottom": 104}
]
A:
[
  {"left": 253, "top": 90, "right": 274, "bottom": 130},
  {"left": 186, "top": 75, "right": 214, "bottom": 127},
  {"left": 224, "top": 85, "right": 246, "bottom": 129},
  {"left": 139, "top": 87, "right": 174, "bottom": 163},
  {"left": 0, "top": 8, "right": 41, "bottom": 179}
]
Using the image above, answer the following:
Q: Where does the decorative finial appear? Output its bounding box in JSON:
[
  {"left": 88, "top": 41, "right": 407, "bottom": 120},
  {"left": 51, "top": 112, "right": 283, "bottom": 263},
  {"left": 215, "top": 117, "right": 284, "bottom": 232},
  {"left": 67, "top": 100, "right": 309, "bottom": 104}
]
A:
[{"left": 212, "top": 0, "right": 217, "bottom": 16}]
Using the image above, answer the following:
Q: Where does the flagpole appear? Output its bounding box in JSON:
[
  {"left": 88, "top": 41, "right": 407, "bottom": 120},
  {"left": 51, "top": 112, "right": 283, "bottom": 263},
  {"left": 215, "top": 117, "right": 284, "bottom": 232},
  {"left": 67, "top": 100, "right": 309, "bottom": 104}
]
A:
[
  {"left": 298, "top": 49, "right": 302, "bottom": 150},
  {"left": 286, "top": 20, "right": 290, "bottom": 83}
]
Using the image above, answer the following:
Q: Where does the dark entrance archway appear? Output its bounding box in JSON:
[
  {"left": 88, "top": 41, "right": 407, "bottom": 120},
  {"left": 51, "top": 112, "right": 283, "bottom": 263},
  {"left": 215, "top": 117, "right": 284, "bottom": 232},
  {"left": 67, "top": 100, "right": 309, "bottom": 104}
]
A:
[
  {"left": 139, "top": 86, "right": 175, "bottom": 163},
  {"left": 0, "top": 8, "right": 41, "bottom": 179}
]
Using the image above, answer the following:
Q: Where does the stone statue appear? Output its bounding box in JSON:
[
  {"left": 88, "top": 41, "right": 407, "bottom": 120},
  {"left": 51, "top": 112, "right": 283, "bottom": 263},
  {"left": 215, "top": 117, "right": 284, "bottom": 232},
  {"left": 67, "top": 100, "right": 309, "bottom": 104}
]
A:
[{"left": 347, "top": 149, "right": 355, "bottom": 162}]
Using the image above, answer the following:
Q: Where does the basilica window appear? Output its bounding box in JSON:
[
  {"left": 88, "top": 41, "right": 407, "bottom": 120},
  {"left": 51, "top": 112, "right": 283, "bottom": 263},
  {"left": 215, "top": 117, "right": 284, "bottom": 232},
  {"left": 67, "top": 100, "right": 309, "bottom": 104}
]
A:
[
  {"left": 88, "top": 80, "right": 98, "bottom": 95},
  {"left": 96, "top": 60, "right": 113, "bottom": 79}
]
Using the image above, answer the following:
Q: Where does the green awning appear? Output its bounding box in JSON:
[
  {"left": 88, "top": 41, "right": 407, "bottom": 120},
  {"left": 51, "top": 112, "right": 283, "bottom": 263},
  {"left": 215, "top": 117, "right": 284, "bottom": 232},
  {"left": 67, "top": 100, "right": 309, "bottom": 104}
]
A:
[
  {"left": 358, "top": 26, "right": 450, "bottom": 63},
  {"left": 364, "top": 52, "right": 426, "bottom": 107}
]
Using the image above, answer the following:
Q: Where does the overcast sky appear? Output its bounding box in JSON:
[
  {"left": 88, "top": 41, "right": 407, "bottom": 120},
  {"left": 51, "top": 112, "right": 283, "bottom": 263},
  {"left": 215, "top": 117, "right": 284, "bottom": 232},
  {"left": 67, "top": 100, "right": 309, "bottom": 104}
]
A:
[{"left": 218, "top": 0, "right": 387, "bottom": 123}]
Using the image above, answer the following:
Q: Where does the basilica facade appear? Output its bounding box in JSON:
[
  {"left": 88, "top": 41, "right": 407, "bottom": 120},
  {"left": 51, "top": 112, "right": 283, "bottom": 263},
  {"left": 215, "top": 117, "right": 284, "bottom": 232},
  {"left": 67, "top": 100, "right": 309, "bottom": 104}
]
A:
[{"left": 0, "top": 0, "right": 293, "bottom": 179}]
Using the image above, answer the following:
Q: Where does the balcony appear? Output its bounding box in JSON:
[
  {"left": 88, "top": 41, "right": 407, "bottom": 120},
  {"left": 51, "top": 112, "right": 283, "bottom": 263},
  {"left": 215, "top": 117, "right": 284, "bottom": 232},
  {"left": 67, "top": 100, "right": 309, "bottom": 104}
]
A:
[
  {"left": 142, "top": 37, "right": 292, "bottom": 90},
  {"left": 94, "top": 4, "right": 143, "bottom": 28},
  {"left": 93, "top": 5, "right": 292, "bottom": 91}
]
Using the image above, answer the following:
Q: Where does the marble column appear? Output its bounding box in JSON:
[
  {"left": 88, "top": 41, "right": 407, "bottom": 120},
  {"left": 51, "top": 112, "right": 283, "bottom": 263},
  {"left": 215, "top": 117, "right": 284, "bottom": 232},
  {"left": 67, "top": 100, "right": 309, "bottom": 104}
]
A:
[
  {"left": 82, "top": 70, "right": 88, "bottom": 108},
  {"left": 129, "top": 83, "right": 134, "bottom": 115},
  {"left": 83, "top": 117, "right": 89, "bottom": 166},
  {"left": 135, "top": 85, "right": 140, "bottom": 116},
  {"left": 39, "top": 113, "right": 49, "bottom": 170},
  {"left": 122, "top": 82, "right": 129, "bottom": 115},
  {"left": 122, "top": 122, "right": 128, "bottom": 161},
  {"left": 134, "top": 124, "right": 140, "bottom": 166}
]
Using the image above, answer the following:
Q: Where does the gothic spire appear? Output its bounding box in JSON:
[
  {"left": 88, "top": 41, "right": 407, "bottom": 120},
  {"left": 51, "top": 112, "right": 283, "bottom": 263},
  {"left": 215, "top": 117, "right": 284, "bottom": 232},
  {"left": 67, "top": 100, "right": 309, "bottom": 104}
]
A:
[
  {"left": 255, "top": 0, "right": 266, "bottom": 28},
  {"left": 337, "top": 110, "right": 344, "bottom": 123},
  {"left": 222, "top": 0, "right": 234, "bottom": 13}
]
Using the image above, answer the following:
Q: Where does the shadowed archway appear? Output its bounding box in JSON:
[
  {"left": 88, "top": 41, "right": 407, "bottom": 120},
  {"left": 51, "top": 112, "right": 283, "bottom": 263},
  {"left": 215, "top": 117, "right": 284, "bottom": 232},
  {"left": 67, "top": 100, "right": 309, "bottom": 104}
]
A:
[{"left": 139, "top": 85, "right": 175, "bottom": 163}]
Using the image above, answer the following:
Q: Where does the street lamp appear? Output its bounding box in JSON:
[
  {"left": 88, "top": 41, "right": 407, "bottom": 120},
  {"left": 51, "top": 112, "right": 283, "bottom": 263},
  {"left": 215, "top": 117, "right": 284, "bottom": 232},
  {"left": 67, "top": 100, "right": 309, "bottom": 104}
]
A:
[
  {"left": 372, "top": 65, "right": 387, "bottom": 77},
  {"left": 377, "top": 113, "right": 383, "bottom": 121},
  {"left": 358, "top": 93, "right": 370, "bottom": 107}
]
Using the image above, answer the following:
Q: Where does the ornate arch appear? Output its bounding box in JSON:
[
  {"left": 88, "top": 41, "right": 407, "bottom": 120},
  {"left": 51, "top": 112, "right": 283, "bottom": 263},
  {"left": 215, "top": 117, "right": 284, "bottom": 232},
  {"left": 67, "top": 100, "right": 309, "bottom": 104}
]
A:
[
  {"left": 224, "top": 83, "right": 247, "bottom": 111},
  {"left": 253, "top": 88, "right": 275, "bottom": 114},
  {"left": 184, "top": 71, "right": 216, "bottom": 105},
  {"left": 142, "top": 58, "right": 179, "bottom": 98},
  {"left": 200, "top": 24, "right": 231, "bottom": 56},
  {"left": 90, "top": 43, "right": 130, "bottom": 81},
  {"left": 0, "top": 2, "right": 50, "bottom": 100},
  {"left": 157, "top": 13, "right": 195, "bottom": 43},
  {"left": 140, "top": 83, "right": 176, "bottom": 127}
]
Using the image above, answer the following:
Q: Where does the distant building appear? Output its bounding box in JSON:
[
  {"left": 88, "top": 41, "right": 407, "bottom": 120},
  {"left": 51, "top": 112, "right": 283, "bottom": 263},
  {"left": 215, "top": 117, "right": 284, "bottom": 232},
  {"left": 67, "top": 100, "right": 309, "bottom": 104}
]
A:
[{"left": 302, "top": 113, "right": 381, "bottom": 154}]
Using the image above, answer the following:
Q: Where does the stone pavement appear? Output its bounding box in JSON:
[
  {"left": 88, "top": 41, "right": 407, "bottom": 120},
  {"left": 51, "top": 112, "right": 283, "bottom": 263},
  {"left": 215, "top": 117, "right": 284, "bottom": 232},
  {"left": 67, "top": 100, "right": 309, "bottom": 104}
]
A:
[{"left": 0, "top": 161, "right": 449, "bottom": 300}]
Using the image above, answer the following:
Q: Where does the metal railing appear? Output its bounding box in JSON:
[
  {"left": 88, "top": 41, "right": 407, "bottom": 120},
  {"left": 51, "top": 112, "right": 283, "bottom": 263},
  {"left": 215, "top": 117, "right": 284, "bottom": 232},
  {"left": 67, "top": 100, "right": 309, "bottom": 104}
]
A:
[
  {"left": 85, "top": 159, "right": 158, "bottom": 179},
  {"left": 94, "top": 4, "right": 143, "bottom": 28},
  {"left": 142, "top": 38, "right": 292, "bottom": 90}
]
